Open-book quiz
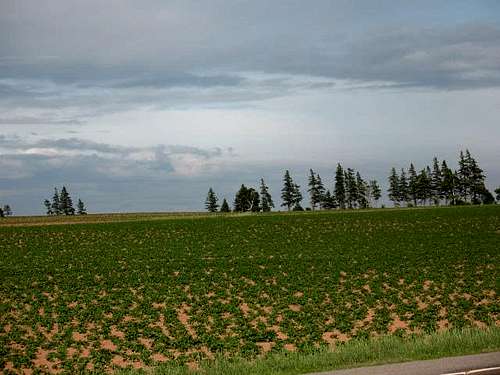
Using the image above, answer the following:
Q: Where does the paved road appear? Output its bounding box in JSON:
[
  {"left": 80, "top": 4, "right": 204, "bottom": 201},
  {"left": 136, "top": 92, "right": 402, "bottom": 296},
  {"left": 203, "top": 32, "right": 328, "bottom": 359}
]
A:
[{"left": 307, "top": 352, "right": 500, "bottom": 375}]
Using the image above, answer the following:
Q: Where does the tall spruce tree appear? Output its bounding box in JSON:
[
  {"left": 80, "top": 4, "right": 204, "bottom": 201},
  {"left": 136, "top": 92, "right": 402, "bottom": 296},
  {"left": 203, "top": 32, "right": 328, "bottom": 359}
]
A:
[
  {"left": 308, "top": 169, "right": 324, "bottom": 210},
  {"left": 281, "top": 170, "right": 296, "bottom": 211},
  {"left": 315, "top": 174, "right": 326, "bottom": 209},
  {"left": 60, "top": 186, "right": 75, "bottom": 215},
  {"left": 398, "top": 169, "right": 409, "bottom": 206},
  {"left": 431, "top": 157, "right": 442, "bottom": 205},
  {"left": 388, "top": 168, "right": 400, "bottom": 206},
  {"left": 356, "top": 172, "right": 368, "bottom": 209},
  {"left": 205, "top": 188, "right": 219, "bottom": 212},
  {"left": 494, "top": 187, "right": 500, "bottom": 202},
  {"left": 465, "top": 150, "right": 485, "bottom": 204},
  {"left": 334, "top": 163, "right": 346, "bottom": 209},
  {"left": 220, "top": 198, "right": 230, "bottom": 212},
  {"left": 292, "top": 183, "right": 303, "bottom": 210},
  {"left": 440, "top": 160, "right": 455, "bottom": 205},
  {"left": 77, "top": 199, "right": 87, "bottom": 215},
  {"left": 408, "top": 163, "right": 418, "bottom": 206},
  {"left": 259, "top": 178, "right": 274, "bottom": 212},
  {"left": 51, "top": 188, "right": 61, "bottom": 215},
  {"left": 344, "top": 168, "right": 357, "bottom": 209},
  {"left": 44, "top": 199, "right": 53, "bottom": 215},
  {"left": 369, "top": 180, "right": 381, "bottom": 207}
]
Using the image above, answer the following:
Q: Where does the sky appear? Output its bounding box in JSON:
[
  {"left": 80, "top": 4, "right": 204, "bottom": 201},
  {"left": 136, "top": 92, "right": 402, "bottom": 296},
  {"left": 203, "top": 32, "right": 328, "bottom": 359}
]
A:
[{"left": 1, "top": 0, "right": 500, "bottom": 215}]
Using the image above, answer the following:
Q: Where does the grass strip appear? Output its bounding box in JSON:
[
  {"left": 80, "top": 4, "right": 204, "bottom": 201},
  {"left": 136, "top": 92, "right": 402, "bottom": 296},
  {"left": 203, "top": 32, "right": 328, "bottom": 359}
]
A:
[{"left": 121, "top": 326, "right": 500, "bottom": 375}]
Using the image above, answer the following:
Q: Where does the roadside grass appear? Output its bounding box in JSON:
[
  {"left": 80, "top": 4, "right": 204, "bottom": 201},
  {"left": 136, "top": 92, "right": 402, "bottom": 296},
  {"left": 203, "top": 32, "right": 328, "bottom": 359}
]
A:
[{"left": 121, "top": 326, "right": 500, "bottom": 375}]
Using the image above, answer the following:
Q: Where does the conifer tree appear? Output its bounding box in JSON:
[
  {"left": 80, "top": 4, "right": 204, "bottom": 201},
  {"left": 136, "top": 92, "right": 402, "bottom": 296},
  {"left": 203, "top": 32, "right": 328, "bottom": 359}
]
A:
[
  {"left": 408, "top": 163, "right": 418, "bottom": 206},
  {"left": 398, "top": 169, "right": 409, "bottom": 206},
  {"left": 51, "top": 188, "right": 61, "bottom": 215},
  {"left": 249, "top": 189, "right": 261, "bottom": 212},
  {"left": 369, "top": 180, "right": 381, "bottom": 207},
  {"left": 440, "top": 160, "right": 455, "bottom": 205},
  {"left": 388, "top": 167, "right": 400, "bottom": 206},
  {"left": 344, "top": 168, "right": 357, "bottom": 209},
  {"left": 494, "top": 187, "right": 500, "bottom": 203},
  {"left": 466, "top": 150, "right": 485, "bottom": 204},
  {"left": 281, "top": 170, "right": 296, "bottom": 211},
  {"left": 321, "top": 190, "right": 336, "bottom": 209},
  {"left": 44, "top": 199, "right": 53, "bottom": 215},
  {"left": 205, "top": 188, "right": 219, "bottom": 212},
  {"left": 431, "top": 157, "right": 442, "bottom": 205},
  {"left": 416, "top": 169, "right": 431, "bottom": 205},
  {"left": 315, "top": 174, "right": 326, "bottom": 209},
  {"left": 77, "top": 199, "right": 87, "bottom": 215},
  {"left": 356, "top": 172, "right": 368, "bottom": 208},
  {"left": 259, "top": 178, "right": 274, "bottom": 212},
  {"left": 60, "top": 186, "right": 75, "bottom": 215},
  {"left": 292, "top": 183, "right": 303, "bottom": 210},
  {"left": 334, "top": 163, "right": 346, "bottom": 209},
  {"left": 2, "top": 205, "right": 12, "bottom": 216},
  {"left": 308, "top": 169, "right": 324, "bottom": 210},
  {"left": 220, "top": 198, "right": 230, "bottom": 212}
]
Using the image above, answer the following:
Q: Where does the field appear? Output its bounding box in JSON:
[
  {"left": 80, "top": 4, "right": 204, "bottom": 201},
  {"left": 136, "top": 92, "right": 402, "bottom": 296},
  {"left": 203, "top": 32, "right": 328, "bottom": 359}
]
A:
[{"left": 1, "top": 206, "right": 499, "bottom": 373}]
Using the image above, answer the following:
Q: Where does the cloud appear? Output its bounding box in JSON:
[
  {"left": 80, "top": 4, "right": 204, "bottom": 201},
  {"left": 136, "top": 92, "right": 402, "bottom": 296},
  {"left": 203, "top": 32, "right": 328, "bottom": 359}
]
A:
[{"left": 0, "top": 136, "right": 232, "bottom": 180}]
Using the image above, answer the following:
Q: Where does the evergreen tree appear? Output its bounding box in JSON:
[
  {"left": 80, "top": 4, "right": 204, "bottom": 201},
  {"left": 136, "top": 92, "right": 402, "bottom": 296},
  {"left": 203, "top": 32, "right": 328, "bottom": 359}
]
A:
[
  {"left": 440, "top": 160, "right": 455, "bottom": 205},
  {"left": 480, "top": 188, "right": 495, "bottom": 205},
  {"left": 416, "top": 168, "right": 432, "bottom": 206},
  {"left": 52, "top": 188, "right": 61, "bottom": 215},
  {"left": 344, "top": 168, "right": 357, "bottom": 209},
  {"left": 220, "top": 198, "right": 230, "bottom": 212},
  {"left": 259, "top": 178, "right": 274, "bottom": 212},
  {"left": 315, "top": 174, "right": 326, "bottom": 209},
  {"left": 321, "top": 190, "right": 336, "bottom": 209},
  {"left": 77, "top": 199, "right": 87, "bottom": 215},
  {"left": 334, "top": 163, "right": 346, "bottom": 209},
  {"left": 2, "top": 205, "right": 12, "bottom": 216},
  {"left": 205, "top": 187, "right": 219, "bottom": 212},
  {"left": 60, "top": 186, "right": 75, "bottom": 215},
  {"left": 281, "top": 170, "right": 296, "bottom": 211},
  {"left": 292, "top": 183, "right": 303, "bottom": 210},
  {"left": 388, "top": 167, "right": 400, "bottom": 206},
  {"left": 408, "top": 163, "right": 418, "bottom": 206},
  {"left": 0, "top": 207, "right": 3, "bottom": 218},
  {"left": 495, "top": 187, "right": 500, "bottom": 202},
  {"left": 356, "top": 172, "right": 369, "bottom": 208},
  {"left": 44, "top": 199, "right": 54, "bottom": 215},
  {"left": 398, "top": 169, "right": 409, "bottom": 206},
  {"left": 431, "top": 157, "right": 442, "bottom": 205},
  {"left": 369, "top": 180, "right": 381, "bottom": 207},
  {"left": 249, "top": 189, "right": 261, "bottom": 212},
  {"left": 466, "top": 150, "right": 485, "bottom": 204},
  {"left": 307, "top": 169, "right": 321, "bottom": 210}
]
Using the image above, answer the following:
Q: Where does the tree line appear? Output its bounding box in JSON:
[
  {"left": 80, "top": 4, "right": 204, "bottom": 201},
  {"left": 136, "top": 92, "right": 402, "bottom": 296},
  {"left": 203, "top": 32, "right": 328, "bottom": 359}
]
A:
[
  {"left": 43, "top": 186, "right": 87, "bottom": 215},
  {"left": 205, "top": 150, "right": 499, "bottom": 212},
  {"left": 205, "top": 164, "right": 382, "bottom": 212},
  {"left": 388, "top": 150, "right": 495, "bottom": 207},
  {"left": 0, "top": 204, "right": 12, "bottom": 218}
]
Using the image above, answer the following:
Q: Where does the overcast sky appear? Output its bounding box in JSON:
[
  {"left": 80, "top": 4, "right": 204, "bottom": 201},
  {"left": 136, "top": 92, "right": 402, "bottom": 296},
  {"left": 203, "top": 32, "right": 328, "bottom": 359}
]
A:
[{"left": 1, "top": 0, "right": 500, "bottom": 214}]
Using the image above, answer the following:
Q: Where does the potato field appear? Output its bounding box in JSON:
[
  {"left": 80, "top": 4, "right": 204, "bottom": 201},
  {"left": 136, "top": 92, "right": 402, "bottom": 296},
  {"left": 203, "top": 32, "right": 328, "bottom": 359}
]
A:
[{"left": 1, "top": 206, "right": 499, "bottom": 373}]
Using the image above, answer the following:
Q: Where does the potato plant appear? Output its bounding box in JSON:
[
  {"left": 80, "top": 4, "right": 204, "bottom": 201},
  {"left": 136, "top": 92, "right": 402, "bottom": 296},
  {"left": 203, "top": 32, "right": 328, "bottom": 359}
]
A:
[{"left": 1, "top": 206, "right": 499, "bottom": 373}]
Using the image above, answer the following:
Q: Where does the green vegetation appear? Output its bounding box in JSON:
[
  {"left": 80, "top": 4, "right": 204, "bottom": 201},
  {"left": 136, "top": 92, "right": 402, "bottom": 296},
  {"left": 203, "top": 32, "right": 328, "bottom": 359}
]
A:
[
  {"left": 121, "top": 326, "right": 500, "bottom": 375},
  {"left": 1, "top": 206, "right": 499, "bottom": 373}
]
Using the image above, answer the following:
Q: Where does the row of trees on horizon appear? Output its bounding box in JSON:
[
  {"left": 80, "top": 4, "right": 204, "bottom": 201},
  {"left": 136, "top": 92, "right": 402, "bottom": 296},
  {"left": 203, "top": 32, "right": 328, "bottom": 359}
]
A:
[
  {"left": 205, "top": 150, "right": 500, "bottom": 213},
  {"left": 43, "top": 187, "right": 87, "bottom": 216}
]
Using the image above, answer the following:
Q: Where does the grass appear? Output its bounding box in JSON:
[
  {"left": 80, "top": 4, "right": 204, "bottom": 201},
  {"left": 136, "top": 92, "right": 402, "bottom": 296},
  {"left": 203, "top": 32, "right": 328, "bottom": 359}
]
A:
[
  {"left": 1, "top": 205, "right": 499, "bottom": 373},
  {"left": 122, "top": 326, "right": 500, "bottom": 374}
]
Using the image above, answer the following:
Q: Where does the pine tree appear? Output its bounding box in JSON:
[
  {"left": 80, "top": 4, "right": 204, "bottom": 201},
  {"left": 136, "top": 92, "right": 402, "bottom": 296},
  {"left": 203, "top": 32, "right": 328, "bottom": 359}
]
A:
[
  {"left": 408, "top": 163, "right": 418, "bottom": 206},
  {"left": 457, "top": 150, "right": 470, "bottom": 202},
  {"left": 259, "top": 178, "right": 274, "bottom": 212},
  {"left": 315, "top": 174, "right": 326, "bottom": 209},
  {"left": 281, "top": 170, "right": 296, "bottom": 211},
  {"left": 292, "top": 183, "right": 303, "bottom": 210},
  {"left": 495, "top": 187, "right": 500, "bottom": 202},
  {"left": 205, "top": 188, "right": 219, "bottom": 212},
  {"left": 356, "top": 172, "right": 368, "bottom": 209},
  {"left": 431, "top": 157, "right": 442, "bottom": 205},
  {"left": 249, "top": 189, "right": 260, "bottom": 212},
  {"left": 344, "top": 168, "right": 357, "bottom": 209},
  {"left": 220, "top": 198, "right": 230, "bottom": 212},
  {"left": 321, "top": 190, "right": 336, "bottom": 209},
  {"left": 440, "top": 160, "right": 455, "bottom": 205},
  {"left": 44, "top": 199, "right": 54, "bottom": 215},
  {"left": 466, "top": 150, "right": 485, "bottom": 204},
  {"left": 2, "top": 205, "right": 12, "bottom": 216},
  {"left": 398, "top": 169, "right": 409, "bottom": 206},
  {"left": 308, "top": 169, "right": 319, "bottom": 210},
  {"left": 369, "top": 180, "right": 381, "bottom": 207},
  {"left": 60, "top": 186, "right": 75, "bottom": 215},
  {"left": 416, "top": 169, "right": 431, "bottom": 206},
  {"left": 77, "top": 199, "right": 87, "bottom": 215},
  {"left": 334, "top": 163, "right": 346, "bottom": 209},
  {"left": 52, "top": 188, "right": 61, "bottom": 215},
  {"left": 388, "top": 167, "right": 400, "bottom": 207}
]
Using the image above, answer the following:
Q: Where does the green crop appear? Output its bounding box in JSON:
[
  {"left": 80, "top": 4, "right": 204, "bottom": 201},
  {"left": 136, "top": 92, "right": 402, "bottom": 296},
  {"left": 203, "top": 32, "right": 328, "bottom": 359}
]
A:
[{"left": 1, "top": 206, "right": 499, "bottom": 373}]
